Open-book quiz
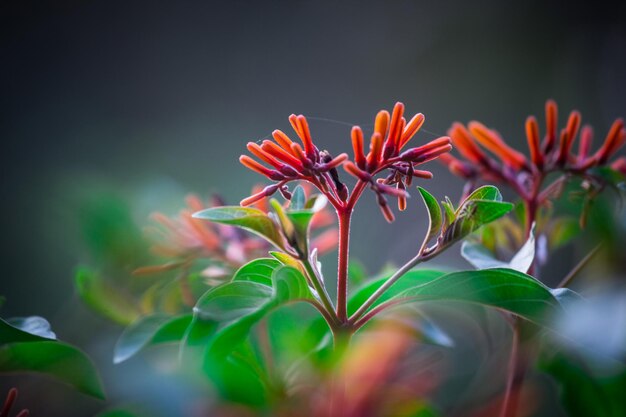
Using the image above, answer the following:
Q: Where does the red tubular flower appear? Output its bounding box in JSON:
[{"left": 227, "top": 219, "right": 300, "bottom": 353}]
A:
[
  {"left": 544, "top": 99, "right": 558, "bottom": 153},
  {"left": 468, "top": 121, "right": 528, "bottom": 169},
  {"left": 240, "top": 113, "right": 349, "bottom": 206},
  {"left": 138, "top": 188, "right": 337, "bottom": 281},
  {"left": 240, "top": 103, "right": 450, "bottom": 222},
  {"left": 440, "top": 99, "right": 626, "bottom": 204},
  {"left": 342, "top": 102, "right": 451, "bottom": 221},
  {"left": 525, "top": 116, "right": 544, "bottom": 168},
  {"left": 594, "top": 118, "right": 625, "bottom": 164}
]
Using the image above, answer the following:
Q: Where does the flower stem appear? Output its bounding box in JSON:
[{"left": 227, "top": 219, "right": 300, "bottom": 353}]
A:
[
  {"left": 499, "top": 319, "right": 520, "bottom": 417},
  {"left": 557, "top": 243, "right": 602, "bottom": 288},
  {"left": 336, "top": 210, "right": 352, "bottom": 323},
  {"left": 301, "top": 257, "right": 340, "bottom": 327}
]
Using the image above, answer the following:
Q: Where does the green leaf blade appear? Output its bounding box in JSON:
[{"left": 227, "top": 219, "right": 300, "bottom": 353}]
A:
[
  {"left": 393, "top": 268, "right": 562, "bottom": 326},
  {"left": 114, "top": 314, "right": 192, "bottom": 364},
  {"left": 192, "top": 206, "right": 285, "bottom": 249},
  {"left": 0, "top": 341, "right": 105, "bottom": 399},
  {"left": 417, "top": 187, "right": 442, "bottom": 244}
]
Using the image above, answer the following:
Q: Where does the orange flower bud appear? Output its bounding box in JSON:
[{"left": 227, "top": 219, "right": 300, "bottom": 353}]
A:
[
  {"left": 272, "top": 130, "right": 295, "bottom": 154},
  {"left": 344, "top": 161, "right": 371, "bottom": 181},
  {"left": 374, "top": 110, "right": 390, "bottom": 140},
  {"left": 239, "top": 155, "right": 284, "bottom": 180},
  {"left": 384, "top": 102, "right": 405, "bottom": 154},
  {"left": 566, "top": 111, "right": 581, "bottom": 144},
  {"left": 367, "top": 132, "right": 383, "bottom": 171},
  {"left": 351, "top": 126, "right": 366, "bottom": 169},
  {"left": 595, "top": 118, "right": 625, "bottom": 164},
  {"left": 397, "top": 182, "right": 407, "bottom": 211},
  {"left": 525, "top": 116, "right": 544, "bottom": 168},
  {"left": 469, "top": 121, "right": 527, "bottom": 169},
  {"left": 296, "top": 115, "right": 315, "bottom": 158},
  {"left": 247, "top": 142, "right": 283, "bottom": 169},
  {"left": 261, "top": 140, "right": 304, "bottom": 169},
  {"left": 448, "top": 123, "right": 488, "bottom": 164},
  {"left": 400, "top": 113, "right": 425, "bottom": 149},
  {"left": 577, "top": 126, "right": 593, "bottom": 162},
  {"left": 544, "top": 99, "right": 558, "bottom": 152}
]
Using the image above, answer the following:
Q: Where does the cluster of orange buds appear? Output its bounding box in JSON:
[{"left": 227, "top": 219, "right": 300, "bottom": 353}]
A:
[
  {"left": 136, "top": 188, "right": 337, "bottom": 280},
  {"left": 343, "top": 102, "right": 452, "bottom": 221},
  {"left": 136, "top": 194, "right": 269, "bottom": 280},
  {"left": 440, "top": 100, "right": 626, "bottom": 200},
  {"left": 240, "top": 114, "right": 350, "bottom": 207},
  {"left": 1, "top": 388, "right": 29, "bottom": 417}
]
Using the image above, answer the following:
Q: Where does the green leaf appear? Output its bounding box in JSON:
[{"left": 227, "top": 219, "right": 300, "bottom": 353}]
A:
[
  {"left": 192, "top": 206, "right": 285, "bottom": 249},
  {"left": 189, "top": 266, "right": 313, "bottom": 357},
  {"left": 391, "top": 268, "right": 562, "bottom": 326},
  {"left": 0, "top": 341, "right": 105, "bottom": 399},
  {"left": 441, "top": 199, "right": 513, "bottom": 248},
  {"left": 461, "top": 224, "right": 535, "bottom": 273},
  {"left": 348, "top": 261, "right": 367, "bottom": 286},
  {"left": 290, "top": 185, "right": 306, "bottom": 210},
  {"left": 550, "top": 288, "right": 585, "bottom": 313},
  {"left": 203, "top": 341, "right": 269, "bottom": 406},
  {"left": 284, "top": 193, "right": 328, "bottom": 255},
  {"left": 549, "top": 217, "right": 580, "bottom": 249},
  {"left": 75, "top": 268, "right": 141, "bottom": 326},
  {"left": 347, "top": 269, "right": 446, "bottom": 316},
  {"left": 441, "top": 197, "right": 456, "bottom": 228},
  {"left": 1, "top": 317, "right": 56, "bottom": 343},
  {"left": 465, "top": 185, "right": 503, "bottom": 202},
  {"left": 233, "top": 258, "right": 281, "bottom": 286},
  {"left": 417, "top": 187, "right": 442, "bottom": 245},
  {"left": 539, "top": 350, "right": 626, "bottom": 417},
  {"left": 114, "top": 314, "right": 192, "bottom": 364},
  {"left": 269, "top": 251, "right": 305, "bottom": 271}
]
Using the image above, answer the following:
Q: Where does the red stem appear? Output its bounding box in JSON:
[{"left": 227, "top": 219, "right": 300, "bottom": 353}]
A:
[
  {"left": 334, "top": 181, "right": 368, "bottom": 324},
  {"left": 499, "top": 323, "right": 520, "bottom": 417},
  {"left": 336, "top": 210, "right": 352, "bottom": 323}
]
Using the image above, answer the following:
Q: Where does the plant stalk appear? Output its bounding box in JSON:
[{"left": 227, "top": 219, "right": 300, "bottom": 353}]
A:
[
  {"left": 336, "top": 210, "right": 352, "bottom": 323},
  {"left": 557, "top": 243, "right": 602, "bottom": 288},
  {"left": 301, "top": 257, "right": 339, "bottom": 327},
  {"left": 499, "top": 320, "right": 520, "bottom": 417}
]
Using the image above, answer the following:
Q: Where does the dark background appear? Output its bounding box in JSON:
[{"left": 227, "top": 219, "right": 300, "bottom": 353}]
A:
[{"left": 1, "top": 1, "right": 625, "bottom": 415}]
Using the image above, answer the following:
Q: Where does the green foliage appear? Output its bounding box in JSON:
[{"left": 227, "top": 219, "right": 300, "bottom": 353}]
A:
[
  {"left": 233, "top": 258, "right": 282, "bottom": 286},
  {"left": 392, "top": 268, "right": 563, "bottom": 327},
  {"left": 192, "top": 206, "right": 286, "bottom": 250},
  {"left": 0, "top": 317, "right": 105, "bottom": 399},
  {"left": 75, "top": 268, "right": 141, "bottom": 325},
  {"left": 461, "top": 225, "right": 535, "bottom": 272},
  {"left": 1, "top": 317, "right": 56, "bottom": 343},
  {"left": 440, "top": 186, "right": 514, "bottom": 249},
  {"left": 539, "top": 350, "right": 626, "bottom": 417},
  {"left": 114, "top": 314, "right": 192, "bottom": 364},
  {"left": 348, "top": 270, "right": 446, "bottom": 316},
  {"left": 417, "top": 185, "right": 513, "bottom": 253},
  {"left": 417, "top": 187, "right": 442, "bottom": 246},
  {"left": 188, "top": 265, "right": 314, "bottom": 357},
  {"left": 79, "top": 193, "right": 148, "bottom": 269}
]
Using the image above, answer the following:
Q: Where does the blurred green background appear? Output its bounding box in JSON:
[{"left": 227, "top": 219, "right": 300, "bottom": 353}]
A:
[{"left": 1, "top": 0, "right": 625, "bottom": 415}]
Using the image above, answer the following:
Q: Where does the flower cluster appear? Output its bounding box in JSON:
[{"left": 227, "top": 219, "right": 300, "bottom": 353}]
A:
[
  {"left": 137, "top": 189, "right": 336, "bottom": 281},
  {"left": 343, "top": 102, "right": 451, "bottom": 221},
  {"left": 240, "top": 114, "right": 350, "bottom": 207},
  {"left": 140, "top": 194, "right": 268, "bottom": 279},
  {"left": 440, "top": 100, "right": 626, "bottom": 201},
  {"left": 239, "top": 103, "right": 452, "bottom": 222}
]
